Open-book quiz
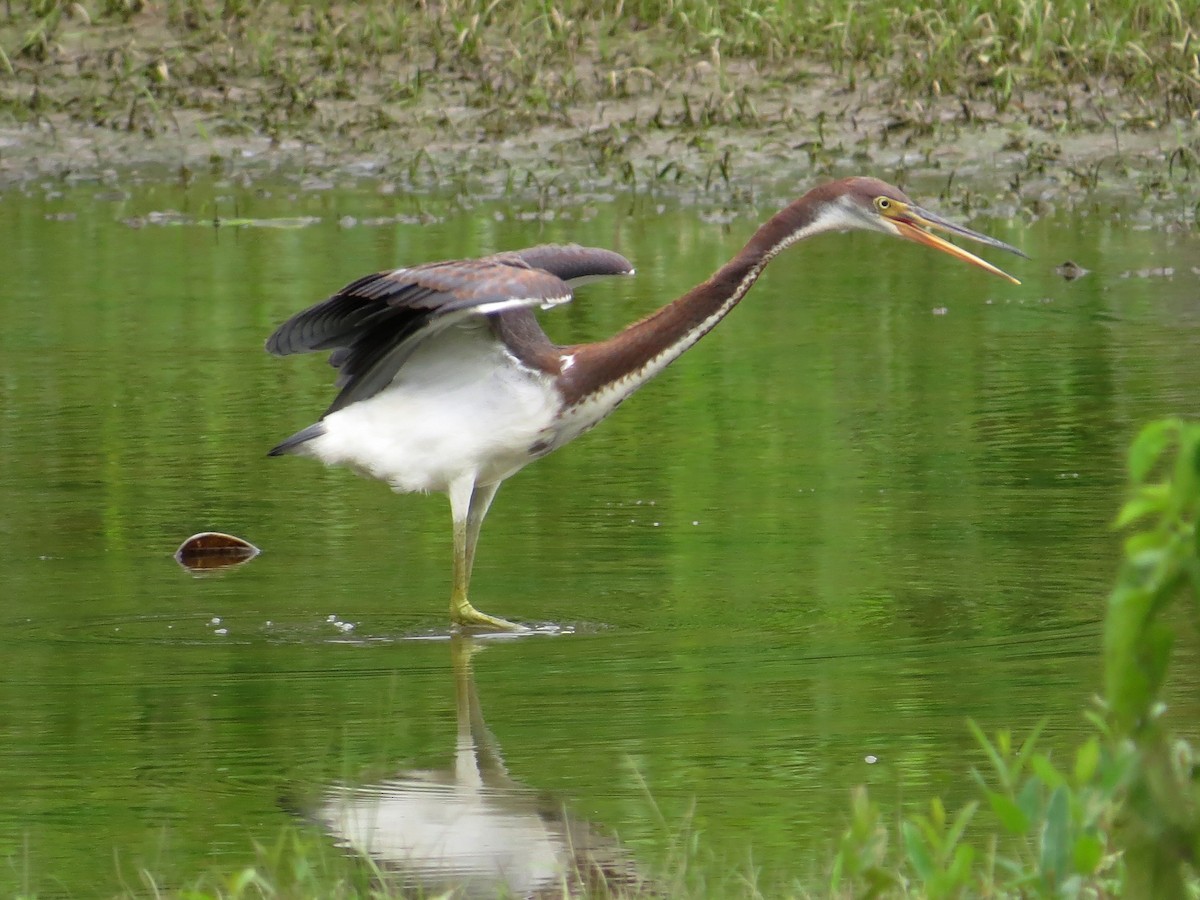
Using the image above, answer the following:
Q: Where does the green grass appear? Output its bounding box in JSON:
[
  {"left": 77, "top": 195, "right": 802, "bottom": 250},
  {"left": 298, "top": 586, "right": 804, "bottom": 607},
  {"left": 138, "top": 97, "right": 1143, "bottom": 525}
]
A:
[
  {"left": 1, "top": 0, "right": 1196, "bottom": 140},
  {"left": 0, "top": 0, "right": 1195, "bottom": 211}
]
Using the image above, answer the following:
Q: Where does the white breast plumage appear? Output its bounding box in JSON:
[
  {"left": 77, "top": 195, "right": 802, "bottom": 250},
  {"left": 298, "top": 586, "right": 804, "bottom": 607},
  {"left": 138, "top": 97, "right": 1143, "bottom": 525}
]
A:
[{"left": 300, "top": 323, "right": 560, "bottom": 493}]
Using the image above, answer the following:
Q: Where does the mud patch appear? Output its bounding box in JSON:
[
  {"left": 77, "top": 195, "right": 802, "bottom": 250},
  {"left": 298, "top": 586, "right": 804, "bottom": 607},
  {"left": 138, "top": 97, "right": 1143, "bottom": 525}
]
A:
[{"left": 1, "top": 5, "right": 1196, "bottom": 222}]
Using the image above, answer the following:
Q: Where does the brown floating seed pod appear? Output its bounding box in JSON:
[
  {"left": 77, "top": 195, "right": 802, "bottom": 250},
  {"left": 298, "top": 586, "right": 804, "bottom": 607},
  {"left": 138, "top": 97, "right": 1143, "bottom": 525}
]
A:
[{"left": 175, "top": 532, "right": 261, "bottom": 572}]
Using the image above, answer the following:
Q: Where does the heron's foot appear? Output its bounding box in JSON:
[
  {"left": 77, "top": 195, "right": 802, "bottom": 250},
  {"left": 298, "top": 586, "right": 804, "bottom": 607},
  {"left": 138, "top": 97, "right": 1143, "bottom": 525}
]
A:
[{"left": 450, "top": 598, "right": 527, "bottom": 633}]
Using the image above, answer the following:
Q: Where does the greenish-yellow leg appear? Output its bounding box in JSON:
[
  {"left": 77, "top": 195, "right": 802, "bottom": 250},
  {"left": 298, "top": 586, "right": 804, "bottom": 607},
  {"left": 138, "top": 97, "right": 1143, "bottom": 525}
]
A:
[{"left": 448, "top": 478, "right": 524, "bottom": 632}]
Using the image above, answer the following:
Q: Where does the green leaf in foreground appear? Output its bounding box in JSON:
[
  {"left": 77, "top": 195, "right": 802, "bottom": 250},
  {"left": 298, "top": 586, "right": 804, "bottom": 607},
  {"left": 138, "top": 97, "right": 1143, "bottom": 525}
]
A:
[
  {"left": 1039, "top": 785, "right": 1071, "bottom": 882},
  {"left": 987, "top": 791, "right": 1030, "bottom": 835},
  {"left": 1127, "top": 417, "right": 1180, "bottom": 482}
]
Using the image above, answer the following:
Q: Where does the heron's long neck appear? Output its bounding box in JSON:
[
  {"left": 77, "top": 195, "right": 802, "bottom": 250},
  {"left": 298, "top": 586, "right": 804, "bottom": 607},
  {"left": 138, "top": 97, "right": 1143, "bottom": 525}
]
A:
[{"left": 558, "top": 195, "right": 838, "bottom": 408}]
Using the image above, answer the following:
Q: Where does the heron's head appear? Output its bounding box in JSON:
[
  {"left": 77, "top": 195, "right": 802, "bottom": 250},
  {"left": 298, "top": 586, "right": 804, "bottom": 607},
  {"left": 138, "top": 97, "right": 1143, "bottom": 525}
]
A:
[{"left": 829, "top": 177, "right": 1026, "bottom": 284}]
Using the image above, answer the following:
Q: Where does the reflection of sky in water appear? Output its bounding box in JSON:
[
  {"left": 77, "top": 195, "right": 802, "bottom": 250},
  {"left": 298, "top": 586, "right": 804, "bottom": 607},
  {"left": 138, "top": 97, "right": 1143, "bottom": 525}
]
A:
[{"left": 0, "top": 180, "right": 1198, "bottom": 896}]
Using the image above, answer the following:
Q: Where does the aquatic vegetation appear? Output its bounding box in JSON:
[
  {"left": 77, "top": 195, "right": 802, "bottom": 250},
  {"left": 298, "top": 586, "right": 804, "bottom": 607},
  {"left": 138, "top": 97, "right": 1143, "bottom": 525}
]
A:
[{"left": 833, "top": 419, "right": 1200, "bottom": 898}]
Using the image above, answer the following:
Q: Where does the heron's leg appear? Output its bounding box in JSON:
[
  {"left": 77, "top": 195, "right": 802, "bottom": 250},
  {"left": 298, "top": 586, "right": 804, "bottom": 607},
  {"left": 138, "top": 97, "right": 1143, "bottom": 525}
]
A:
[
  {"left": 448, "top": 475, "right": 523, "bottom": 632},
  {"left": 464, "top": 481, "right": 501, "bottom": 582}
]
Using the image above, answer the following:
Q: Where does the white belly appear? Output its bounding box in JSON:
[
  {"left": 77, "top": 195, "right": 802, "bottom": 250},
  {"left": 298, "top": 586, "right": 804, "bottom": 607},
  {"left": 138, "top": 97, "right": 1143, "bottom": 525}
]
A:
[{"left": 299, "top": 325, "right": 561, "bottom": 494}]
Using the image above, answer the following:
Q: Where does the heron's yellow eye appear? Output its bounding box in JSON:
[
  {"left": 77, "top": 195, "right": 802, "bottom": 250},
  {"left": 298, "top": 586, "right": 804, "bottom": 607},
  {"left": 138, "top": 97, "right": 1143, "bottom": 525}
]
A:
[{"left": 875, "top": 196, "right": 892, "bottom": 212}]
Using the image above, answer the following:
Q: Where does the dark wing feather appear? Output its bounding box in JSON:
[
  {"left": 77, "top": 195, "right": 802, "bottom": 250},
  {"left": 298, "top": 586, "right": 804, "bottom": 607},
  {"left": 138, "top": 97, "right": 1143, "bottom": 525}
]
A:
[
  {"left": 511, "top": 245, "right": 633, "bottom": 285},
  {"left": 265, "top": 245, "right": 632, "bottom": 415}
]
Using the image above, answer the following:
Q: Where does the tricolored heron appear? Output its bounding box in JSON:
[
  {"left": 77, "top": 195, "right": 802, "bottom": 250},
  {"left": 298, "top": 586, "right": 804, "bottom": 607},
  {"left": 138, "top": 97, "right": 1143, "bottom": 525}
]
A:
[{"left": 267, "top": 176, "right": 1024, "bottom": 631}]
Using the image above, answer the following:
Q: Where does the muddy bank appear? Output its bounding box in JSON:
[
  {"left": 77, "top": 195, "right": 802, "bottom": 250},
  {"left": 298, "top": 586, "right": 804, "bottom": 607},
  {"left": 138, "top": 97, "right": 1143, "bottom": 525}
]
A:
[{"left": 1, "top": 5, "right": 1196, "bottom": 222}]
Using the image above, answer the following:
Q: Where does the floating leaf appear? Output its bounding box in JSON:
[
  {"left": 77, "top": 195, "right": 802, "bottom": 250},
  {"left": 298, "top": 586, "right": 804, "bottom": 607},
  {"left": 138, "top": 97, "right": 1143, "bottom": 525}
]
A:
[{"left": 175, "top": 531, "right": 261, "bottom": 572}]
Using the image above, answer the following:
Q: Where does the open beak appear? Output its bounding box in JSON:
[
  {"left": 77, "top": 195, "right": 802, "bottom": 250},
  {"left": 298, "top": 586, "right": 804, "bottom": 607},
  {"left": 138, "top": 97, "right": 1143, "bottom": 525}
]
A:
[{"left": 892, "top": 206, "right": 1027, "bottom": 285}]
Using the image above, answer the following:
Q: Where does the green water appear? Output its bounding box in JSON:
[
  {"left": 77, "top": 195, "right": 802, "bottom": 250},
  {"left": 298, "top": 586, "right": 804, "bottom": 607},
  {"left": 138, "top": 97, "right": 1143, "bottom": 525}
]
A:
[{"left": 1, "top": 174, "right": 1198, "bottom": 896}]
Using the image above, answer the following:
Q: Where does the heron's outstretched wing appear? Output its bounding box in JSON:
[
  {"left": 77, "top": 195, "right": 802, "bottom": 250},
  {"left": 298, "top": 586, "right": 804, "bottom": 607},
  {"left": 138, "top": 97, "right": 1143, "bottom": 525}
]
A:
[{"left": 266, "top": 245, "right": 633, "bottom": 414}]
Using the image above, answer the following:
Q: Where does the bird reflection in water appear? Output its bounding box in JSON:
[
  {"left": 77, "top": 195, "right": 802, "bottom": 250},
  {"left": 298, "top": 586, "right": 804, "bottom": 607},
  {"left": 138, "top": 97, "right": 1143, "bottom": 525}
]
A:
[{"left": 315, "top": 637, "right": 646, "bottom": 898}]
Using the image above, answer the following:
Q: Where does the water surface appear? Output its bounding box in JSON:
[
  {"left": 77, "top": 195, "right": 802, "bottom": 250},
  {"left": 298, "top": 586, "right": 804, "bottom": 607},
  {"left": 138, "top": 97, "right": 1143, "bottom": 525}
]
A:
[{"left": 1, "top": 175, "right": 1198, "bottom": 895}]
